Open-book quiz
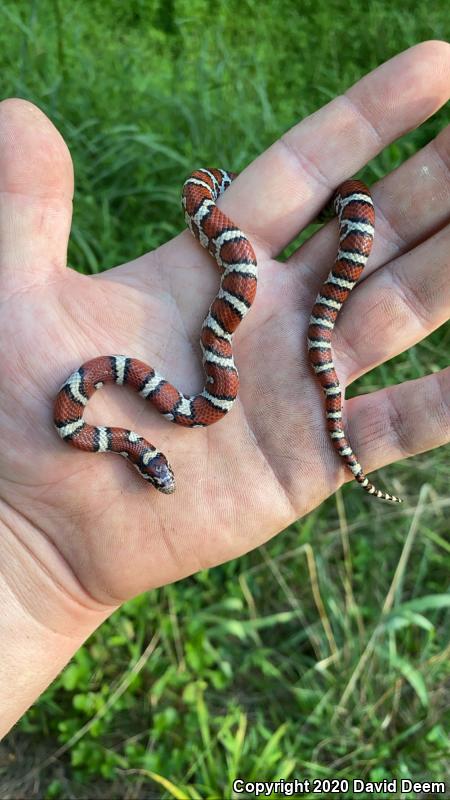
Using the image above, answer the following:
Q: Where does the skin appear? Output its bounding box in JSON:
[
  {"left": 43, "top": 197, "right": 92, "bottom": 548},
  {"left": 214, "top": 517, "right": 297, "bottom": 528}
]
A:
[{"left": 0, "top": 41, "right": 449, "bottom": 737}]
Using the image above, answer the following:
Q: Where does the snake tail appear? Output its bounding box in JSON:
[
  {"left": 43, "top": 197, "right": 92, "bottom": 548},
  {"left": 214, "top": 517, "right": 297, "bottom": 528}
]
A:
[{"left": 307, "top": 179, "right": 402, "bottom": 504}]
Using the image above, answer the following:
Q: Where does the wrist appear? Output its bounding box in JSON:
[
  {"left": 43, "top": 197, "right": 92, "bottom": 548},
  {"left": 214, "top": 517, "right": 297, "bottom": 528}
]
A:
[{"left": 0, "top": 515, "right": 116, "bottom": 738}]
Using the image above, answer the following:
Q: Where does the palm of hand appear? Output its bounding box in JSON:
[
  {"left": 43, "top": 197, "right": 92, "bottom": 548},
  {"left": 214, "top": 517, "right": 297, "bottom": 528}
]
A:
[
  {"left": 2, "top": 196, "right": 332, "bottom": 603},
  {"left": 1, "top": 43, "right": 449, "bottom": 607}
]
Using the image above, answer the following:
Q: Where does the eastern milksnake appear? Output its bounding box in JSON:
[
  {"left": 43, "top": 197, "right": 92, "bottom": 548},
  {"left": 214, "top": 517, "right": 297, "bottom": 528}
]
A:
[{"left": 54, "top": 169, "right": 401, "bottom": 502}]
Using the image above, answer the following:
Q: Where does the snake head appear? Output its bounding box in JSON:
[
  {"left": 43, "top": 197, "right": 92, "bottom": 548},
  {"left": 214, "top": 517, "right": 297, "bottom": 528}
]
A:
[
  {"left": 152, "top": 458, "right": 176, "bottom": 494},
  {"left": 133, "top": 449, "right": 176, "bottom": 494}
]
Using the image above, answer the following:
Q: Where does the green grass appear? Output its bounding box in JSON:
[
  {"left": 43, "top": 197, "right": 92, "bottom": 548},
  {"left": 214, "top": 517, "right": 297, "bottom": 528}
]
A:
[{"left": 0, "top": 1, "right": 449, "bottom": 798}]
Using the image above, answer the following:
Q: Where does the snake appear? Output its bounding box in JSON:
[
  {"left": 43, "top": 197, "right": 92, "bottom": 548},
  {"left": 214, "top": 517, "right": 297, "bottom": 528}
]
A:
[
  {"left": 54, "top": 168, "right": 256, "bottom": 494},
  {"left": 307, "top": 179, "right": 401, "bottom": 503},
  {"left": 54, "top": 169, "right": 401, "bottom": 502}
]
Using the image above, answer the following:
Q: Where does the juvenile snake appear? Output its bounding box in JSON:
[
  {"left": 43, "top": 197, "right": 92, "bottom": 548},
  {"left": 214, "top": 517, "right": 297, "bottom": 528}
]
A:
[
  {"left": 307, "top": 179, "right": 401, "bottom": 503},
  {"left": 54, "top": 169, "right": 401, "bottom": 502},
  {"left": 54, "top": 169, "right": 256, "bottom": 494}
]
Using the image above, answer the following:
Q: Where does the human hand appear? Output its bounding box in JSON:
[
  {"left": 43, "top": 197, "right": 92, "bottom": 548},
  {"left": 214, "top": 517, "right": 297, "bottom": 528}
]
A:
[{"left": 1, "top": 42, "right": 449, "bottom": 621}]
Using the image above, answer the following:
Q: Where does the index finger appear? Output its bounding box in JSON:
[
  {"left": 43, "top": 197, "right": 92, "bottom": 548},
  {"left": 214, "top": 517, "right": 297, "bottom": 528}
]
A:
[{"left": 218, "top": 40, "right": 450, "bottom": 258}]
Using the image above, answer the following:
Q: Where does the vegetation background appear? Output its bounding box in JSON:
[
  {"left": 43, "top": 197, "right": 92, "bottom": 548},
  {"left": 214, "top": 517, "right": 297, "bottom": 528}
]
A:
[{"left": 0, "top": 1, "right": 449, "bottom": 798}]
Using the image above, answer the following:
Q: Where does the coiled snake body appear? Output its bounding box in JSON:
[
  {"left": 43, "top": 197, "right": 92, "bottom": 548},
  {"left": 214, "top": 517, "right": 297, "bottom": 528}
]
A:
[
  {"left": 54, "top": 169, "right": 256, "bottom": 494},
  {"left": 54, "top": 169, "right": 401, "bottom": 502}
]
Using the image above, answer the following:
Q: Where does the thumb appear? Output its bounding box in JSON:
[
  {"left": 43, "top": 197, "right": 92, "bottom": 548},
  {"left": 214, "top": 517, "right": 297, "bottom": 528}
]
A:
[{"left": 0, "top": 99, "right": 74, "bottom": 292}]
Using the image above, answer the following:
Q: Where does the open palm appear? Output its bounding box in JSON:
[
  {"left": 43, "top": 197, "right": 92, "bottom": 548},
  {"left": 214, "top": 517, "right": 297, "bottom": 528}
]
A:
[{"left": 1, "top": 42, "right": 449, "bottom": 609}]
